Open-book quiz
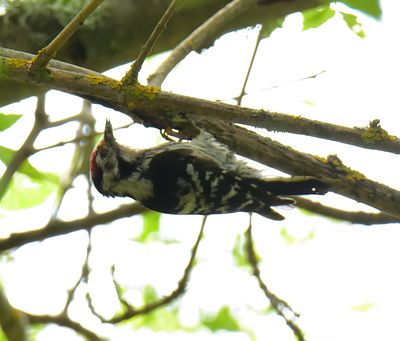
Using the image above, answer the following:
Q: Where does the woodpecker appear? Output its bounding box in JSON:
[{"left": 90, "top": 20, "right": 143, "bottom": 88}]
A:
[{"left": 90, "top": 121, "right": 328, "bottom": 220}]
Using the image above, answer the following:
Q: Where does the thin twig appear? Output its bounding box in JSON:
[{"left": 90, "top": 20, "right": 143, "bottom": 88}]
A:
[
  {"left": 235, "top": 26, "right": 263, "bottom": 106},
  {"left": 293, "top": 197, "right": 399, "bottom": 225},
  {"left": 122, "top": 0, "right": 184, "bottom": 85},
  {"left": 50, "top": 113, "right": 89, "bottom": 219},
  {"left": 110, "top": 264, "right": 132, "bottom": 309},
  {"left": 245, "top": 218, "right": 306, "bottom": 341},
  {"left": 249, "top": 70, "right": 326, "bottom": 95},
  {"left": 29, "top": 0, "right": 105, "bottom": 71},
  {"left": 28, "top": 314, "right": 104, "bottom": 341},
  {"left": 89, "top": 216, "right": 206, "bottom": 324},
  {"left": 62, "top": 232, "right": 91, "bottom": 314},
  {"left": 0, "top": 93, "right": 48, "bottom": 202},
  {"left": 148, "top": 0, "right": 254, "bottom": 87},
  {"left": 33, "top": 122, "right": 134, "bottom": 154}
]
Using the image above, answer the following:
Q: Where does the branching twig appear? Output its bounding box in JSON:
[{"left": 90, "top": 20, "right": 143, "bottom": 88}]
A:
[
  {"left": 122, "top": 0, "right": 184, "bottom": 85},
  {"left": 28, "top": 314, "right": 104, "bottom": 341},
  {"left": 0, "top": 93, "right": 48, "bottom": 202},
  {"left": 88, "top": 216, "right": 206, "bottom": 324},
  {"left": 0, "top": 203, "right": 147, "bottom": 252},
  {"left": 148, "top": 0, "right": 255, "bottom": 87},
  {"left": 245, "top": 218, "right": 306, "bottom": 341},
  {"left": 29, "top": 0, "right": 105, "bottom": 72},
  {"left": 110, "top": 264, "right": 132, "bottom": 309}
]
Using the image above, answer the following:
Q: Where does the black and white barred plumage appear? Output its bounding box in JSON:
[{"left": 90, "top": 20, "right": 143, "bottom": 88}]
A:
[{"left": 90, "top": 121, "right": 328, "bottom": 220}]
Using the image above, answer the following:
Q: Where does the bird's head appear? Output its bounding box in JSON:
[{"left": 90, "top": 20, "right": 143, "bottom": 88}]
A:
[{"left": 90, "top": 120, "right": 120, "bottom": 196}]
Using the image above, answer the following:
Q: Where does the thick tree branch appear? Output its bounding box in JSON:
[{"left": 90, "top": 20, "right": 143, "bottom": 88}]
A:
[
  {"left": 2, "top": 53, "right": 399, "bottom": 154},
  {"left": 0, "top": 0, "right": 330, "bottom": 106},
  {"left": 1, "top": 55, "right": 399, "bottom": 219},
  {"left": 195, "top": 120, "right": 400, "bottom": 219}
]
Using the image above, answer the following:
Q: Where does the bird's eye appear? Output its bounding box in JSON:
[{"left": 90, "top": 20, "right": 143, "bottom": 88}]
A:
[{"left": 99, "top": 149, "right": 109, "bottom": 159}]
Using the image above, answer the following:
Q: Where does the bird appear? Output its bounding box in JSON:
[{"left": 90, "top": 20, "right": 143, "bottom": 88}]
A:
[{"left": 89, "top": 120, "right": 328, "bottom": 220}]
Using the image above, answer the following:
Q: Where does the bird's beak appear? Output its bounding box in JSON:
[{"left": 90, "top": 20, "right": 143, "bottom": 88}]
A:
[{"left": 104, "top": 119, "right": 116, "bottom": 145}]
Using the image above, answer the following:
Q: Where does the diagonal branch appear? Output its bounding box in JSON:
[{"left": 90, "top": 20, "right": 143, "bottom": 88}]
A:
[
  {"left": 0, "top": 203, "right": 146, "bottom": 252},
  {"left": 195, "top": 119, "right": 400, "bottom": 219},
  {"left": 122, "top": 0, "right": 184, "bottom": 85},
  {"left": 29, "top": 0, "right": 105, "bottom": 72},
  {"left": 2, "top": 54, "right": 400, "bottom": 218},
  {"left": 148, "top": 0, "right": 255, "bottom": 87},
  {"left": 3, "top": 53, "right": 399, "bottom": 155},
  {"left": 235, "top": 26, "right": 263, "bottom": 105}
]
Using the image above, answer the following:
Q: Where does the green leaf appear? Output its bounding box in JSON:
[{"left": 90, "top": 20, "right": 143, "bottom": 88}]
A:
[
  {"left": 0, "top": 173, "right": 58, "bottom": 210},
  {"left": 340, "top": 12, "right": 365, "bottom": 38},
  {"left": 201, "top": 306, "right": 241, "bottom": 332},
  {"left": 130, "top": 286, "right": 186, "bottom": 332},
  {"left": 351, "top": 302, "right": 376, "bottom": 312},
  {"left": 0, "top": 146, "right": 59, "bottom": 183},
  {"left": 0, "top": 113, "right": 22, "bottom": 132},
  {"left": 232, "top": 234, "right": 248, "bottom": 268},
  {"left": 132, "top": 306, "right": 184, "bottom": 332},
  {"left": 338, "top": 0, "right": 381, "bottom": 19},
  {"left": 0, "top": 327, "right": 6, "bottom": 341},
  {"left": 142, "top": 285, "right": 159, "bottom": 304},
  {"left": 137, "top": 211, "right": 161, "bottom": 243},
  {"left": 303, "top": 5, "right": 335, "bottom": 30},
  {"left": 28, "top": 323, "right": 46, "bottom": 341},
  {"left": 260, "top": 18, "right": 284, "bottom": 39},
  {"left": 280, "top": 226, "right": 315, "bottom": 245}
]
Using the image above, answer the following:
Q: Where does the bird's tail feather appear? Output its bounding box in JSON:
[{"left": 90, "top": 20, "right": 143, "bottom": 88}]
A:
[{"left": 256, "top": 208, "right": 286, "bottom": 221}]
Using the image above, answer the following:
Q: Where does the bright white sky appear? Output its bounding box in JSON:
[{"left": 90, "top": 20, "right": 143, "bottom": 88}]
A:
[{"left": 1, "top": 0, "right": 400, "bottom": 340}]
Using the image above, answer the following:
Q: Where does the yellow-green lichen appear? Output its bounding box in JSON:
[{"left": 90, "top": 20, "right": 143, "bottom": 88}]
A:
[
  {"left": 86, "top": 74, "right": 120, "bottom": 89},
  {"left": 120, "top": 83, "right": 160, "bottom": 111},
  {"left": 357, "top": 119, "right": 397, "bottom": 143},
  {"left": 325, "top": 154, "right": 366, "bottom": 181},
  {"left": 0, "top": 58, "right": 29, "bottom": 79},
  {"left": 6, "top": 58, "right": 30, "bottom": 69},
  {"left": 126, "top": 83, "right": 159, "bottom": 100}
]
